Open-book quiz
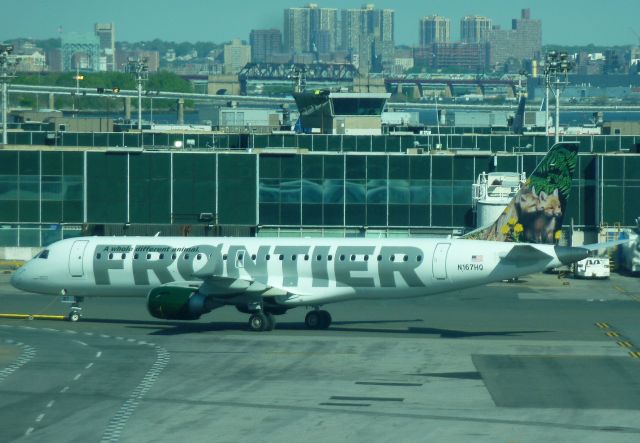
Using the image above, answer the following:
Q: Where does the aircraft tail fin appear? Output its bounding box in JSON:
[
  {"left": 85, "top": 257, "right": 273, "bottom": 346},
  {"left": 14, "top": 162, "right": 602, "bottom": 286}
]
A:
[{"left": 463, "top": 142, "right": 579, "bottom": 244}]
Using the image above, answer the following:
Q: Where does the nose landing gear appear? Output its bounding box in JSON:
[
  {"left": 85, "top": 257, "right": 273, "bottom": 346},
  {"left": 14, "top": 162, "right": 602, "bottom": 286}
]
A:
[{"left": 61, "top": 295, "right": 84, "bottom": 322}]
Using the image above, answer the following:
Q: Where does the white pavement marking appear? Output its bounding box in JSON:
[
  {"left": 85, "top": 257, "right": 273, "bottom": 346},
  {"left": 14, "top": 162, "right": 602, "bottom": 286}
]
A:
[
  {"left": 25, "top": 427, "right": 34, "bottom": 436},
  {"left": 60, "top": 386, "right": 69, "bottom": 393},
  {"left": 73, "top": 373, "right": 82, "bottom": 381},
  {"left": 100, "top": 346, "right": 170, "bottom": 443},
  {"left": 96, "top": 351, "right": 102, "bottom": 358},
  {"left": 35, "top": 414, "right": 45, "bottom": 423},
  {"left": 86, "top": 363, "right": 94, "bottom": 369},
  {"left": 73, "top": 340, "right": 88, "bottom": 347},
  {"left": 46, "top": 401, "right": 54, "bottom": 408},
  {"left": 0, "top": 340, "right": 37, "bottom": 385}
]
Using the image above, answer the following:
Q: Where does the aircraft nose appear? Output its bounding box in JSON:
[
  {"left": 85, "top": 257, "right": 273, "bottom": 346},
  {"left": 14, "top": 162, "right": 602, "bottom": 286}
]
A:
[{"left": 10, "top": 266, "right": 27, "bottom": 290}]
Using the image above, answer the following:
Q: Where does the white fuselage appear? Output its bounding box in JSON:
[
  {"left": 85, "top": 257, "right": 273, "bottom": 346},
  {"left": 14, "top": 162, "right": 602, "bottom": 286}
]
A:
[{"left": 11, "top": 236, "right": 564, "bottom": 307}]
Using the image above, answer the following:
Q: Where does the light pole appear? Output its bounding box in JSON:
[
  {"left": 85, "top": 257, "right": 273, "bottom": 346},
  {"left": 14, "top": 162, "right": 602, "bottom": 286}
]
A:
[
  {"left": 128, "top": 57, "right": 148, "bottom": 131},
  {"left": 544, "top": 51, "right": 573, "bottom": 145},
  {"left": 1, "top": 44, "right": 18, "bottom": 146}
]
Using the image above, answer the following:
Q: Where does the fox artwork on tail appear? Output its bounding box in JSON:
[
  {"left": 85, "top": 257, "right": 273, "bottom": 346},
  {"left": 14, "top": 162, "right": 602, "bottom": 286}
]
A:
[{"left": 464, "top": 143, "right": 578, "bottom": 244}]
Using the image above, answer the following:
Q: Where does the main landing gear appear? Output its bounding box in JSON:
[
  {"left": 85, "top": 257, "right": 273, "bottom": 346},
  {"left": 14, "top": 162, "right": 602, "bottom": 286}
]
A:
[
  {"left": 305, "top": 309, "right": 332, "bottom": 330},
  {"left": 248, "top": 312, "right": 276, "bottom": 332}
]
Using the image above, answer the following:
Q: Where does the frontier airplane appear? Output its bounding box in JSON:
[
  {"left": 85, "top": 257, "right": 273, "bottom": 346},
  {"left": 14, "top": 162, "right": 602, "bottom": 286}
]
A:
[{"left": 10, "top": 143, "right": 614, "bottom": 331}]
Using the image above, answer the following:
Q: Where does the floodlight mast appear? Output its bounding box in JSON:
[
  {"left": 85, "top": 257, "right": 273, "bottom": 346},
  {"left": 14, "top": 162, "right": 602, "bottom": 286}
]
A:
[
  {"left": 128, "top": 57, "right": 148, "bottom": 131},
  {"left": 1, "top": 44, "right": 19, "bottom": 146},
  {"left": 544, "top": 51, "right": 573, "bottom": 144}
]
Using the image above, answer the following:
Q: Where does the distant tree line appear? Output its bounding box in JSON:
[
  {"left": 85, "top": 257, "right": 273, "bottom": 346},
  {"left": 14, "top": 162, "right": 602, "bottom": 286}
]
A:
[{"left": 13, "top": 71, "right": 194, "bottom": 111}]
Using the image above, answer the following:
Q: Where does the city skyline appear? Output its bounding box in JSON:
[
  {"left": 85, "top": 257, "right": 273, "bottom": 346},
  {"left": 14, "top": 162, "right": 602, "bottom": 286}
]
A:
[{"left": 1, "top": 0, "right": 638, "bottom": 47}]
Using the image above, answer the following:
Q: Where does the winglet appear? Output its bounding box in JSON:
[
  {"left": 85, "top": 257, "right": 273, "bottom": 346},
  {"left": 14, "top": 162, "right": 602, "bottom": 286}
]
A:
[{"left": 463, "top": 142, "right": 579, "bottom": 244}]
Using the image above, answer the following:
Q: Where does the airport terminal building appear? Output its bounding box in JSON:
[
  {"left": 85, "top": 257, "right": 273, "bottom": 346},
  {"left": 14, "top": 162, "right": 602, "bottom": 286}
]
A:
[{"left": 1, "top": 131, "right": 639, "bottom": 248}]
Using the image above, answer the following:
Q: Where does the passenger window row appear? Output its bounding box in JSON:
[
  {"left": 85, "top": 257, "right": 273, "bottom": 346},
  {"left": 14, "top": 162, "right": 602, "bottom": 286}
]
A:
[{"left": 95, "top": 252, "right": 423, "bottom": 263}]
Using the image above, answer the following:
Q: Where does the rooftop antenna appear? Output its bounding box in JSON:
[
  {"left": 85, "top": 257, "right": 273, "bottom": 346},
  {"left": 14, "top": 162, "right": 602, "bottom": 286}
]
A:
[{"left": 290, "top": 65, "right": 306, "bottom": 93}]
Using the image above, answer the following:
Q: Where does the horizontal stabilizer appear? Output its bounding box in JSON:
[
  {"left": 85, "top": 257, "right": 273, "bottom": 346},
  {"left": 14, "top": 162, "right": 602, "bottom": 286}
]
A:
[
  {"left": 498, "top": 244, "right": 552, "bottom": 266},
  {"left": 582, "top": 239, "right": 630, "bottom": 252}
]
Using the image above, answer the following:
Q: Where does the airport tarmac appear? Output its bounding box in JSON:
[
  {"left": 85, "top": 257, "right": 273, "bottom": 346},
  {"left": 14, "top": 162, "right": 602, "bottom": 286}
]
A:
[{"left": 1, "top": 272, "right": 640, "bottom": 442}]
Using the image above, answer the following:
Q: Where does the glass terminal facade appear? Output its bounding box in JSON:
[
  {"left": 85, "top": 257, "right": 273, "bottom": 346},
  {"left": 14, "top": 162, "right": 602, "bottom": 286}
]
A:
[{"left": 1, "top": 147, "right": 639, "bottom": 247}]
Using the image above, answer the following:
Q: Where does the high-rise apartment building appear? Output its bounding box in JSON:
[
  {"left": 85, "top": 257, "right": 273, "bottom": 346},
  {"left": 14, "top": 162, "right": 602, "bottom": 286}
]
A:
[
  {"left": 284, "top": 7, "right": 311, "bottom": 54},
  {"left": 460, "top": 16, "right": 492, "bottom": 43},
  {"left": 419, "top": 15, "right": 450, "bottom": 46},
  {"left": 94, "top": 23, "right": 116, "bottom": 71},
  {"left": 309, "top": 5, "right": 338, "bottom": 53},
  {"left": 284, "top": 4, "right": 338, "bottom": 54},
  {"left": 250, "top": 29, "right": 282, "bottom": 63},
  {"left": 341, "top": 4, "right": 394, "bottom": 51},
  {"left": 488, "top": 9, "right": 541, "bottom": 67},
  {"left": 340, "top": 5, "right": 394, "bottom": 72}
]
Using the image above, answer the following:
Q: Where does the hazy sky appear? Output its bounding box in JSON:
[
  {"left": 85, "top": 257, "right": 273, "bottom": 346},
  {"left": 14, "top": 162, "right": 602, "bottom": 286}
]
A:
[{"left": 2, "top": 0, "right": 638, "bottom": 46}]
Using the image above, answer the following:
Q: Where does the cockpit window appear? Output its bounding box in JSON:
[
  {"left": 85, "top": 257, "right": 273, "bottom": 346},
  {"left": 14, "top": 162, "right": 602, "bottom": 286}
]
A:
[{"left": 38, "top": 250, "right": 50, "bottom": 259}]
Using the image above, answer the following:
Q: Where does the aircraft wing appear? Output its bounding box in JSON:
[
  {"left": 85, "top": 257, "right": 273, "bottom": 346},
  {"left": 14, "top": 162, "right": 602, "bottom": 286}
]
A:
[{"left": 197, "top": 275, "right": 290, "bottom": 299}]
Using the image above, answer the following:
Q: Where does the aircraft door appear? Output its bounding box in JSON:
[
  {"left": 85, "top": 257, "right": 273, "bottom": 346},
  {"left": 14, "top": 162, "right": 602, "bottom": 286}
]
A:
[
  {"left": 432, "top": 243, "right": 450, "bottom": 280},
  {"left": 69, "top": 240, "right": 89, "bottom": 277}
]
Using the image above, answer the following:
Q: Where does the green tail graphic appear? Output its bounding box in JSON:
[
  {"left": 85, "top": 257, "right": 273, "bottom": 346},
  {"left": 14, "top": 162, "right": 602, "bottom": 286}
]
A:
[{"left": 464, "top": 142, "right": 579, "bottom": 244}]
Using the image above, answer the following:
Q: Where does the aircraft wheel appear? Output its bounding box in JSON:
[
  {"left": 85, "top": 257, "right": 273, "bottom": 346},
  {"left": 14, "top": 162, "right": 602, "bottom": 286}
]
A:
[
  {"left": 265, "top": 313, "right": 276, "bottom": 331},
  {"left": 248, "top": 313, "right": 268, "bottom": 332},
  {"left": 318, "top": 310, "right": 332, "bottom": 329},
  {"left": 305, "top": 310, "right": 331, "bottom": 329},
  {"left": 68, "top": 311, "right": 81, "bottom": 322}
]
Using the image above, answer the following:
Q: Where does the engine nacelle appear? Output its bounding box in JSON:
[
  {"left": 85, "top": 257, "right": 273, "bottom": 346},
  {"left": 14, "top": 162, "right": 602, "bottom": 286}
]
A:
[{"left": 147, "top": 286, "right": 209, "bottom": 320}]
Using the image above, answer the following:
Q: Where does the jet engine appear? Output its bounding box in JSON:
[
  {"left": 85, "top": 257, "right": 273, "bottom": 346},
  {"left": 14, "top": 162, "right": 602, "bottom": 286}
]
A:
[{"left": 147, "top": 285, "right": 213, "bottom": 320}]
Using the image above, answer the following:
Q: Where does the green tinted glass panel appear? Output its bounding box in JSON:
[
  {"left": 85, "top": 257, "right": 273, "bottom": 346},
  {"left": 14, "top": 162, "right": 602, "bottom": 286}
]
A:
[
  {"left": 19, "top": 201, "right": 39, "bottom": 222},
  {"left": 324, "top": 156, "right": 343, "bottom": 179},
  {"left": 388, "top": 204, "right": 409, "bottom": 226},
  {"left": 86, "top": 152, "right": 127, "bottom": 223},
  {"left": 281, "top": 155, "right": 301, "bottom": 178},
  {"left": 431, "top": 157, "right": 452, "bottom": 180},
  {"left": 453, "top": 157, "right": 474, "bottom": 180},
  {"left": 624, "top": 186, "right": 640, "bottom": 225},
  {"left": 129, "top": 153, "right": 171, "bottom": 223},
  {"left": 432, "top": 205, "right": 452, "bottom": 226},
  {"left": 63, "top": 201, "right": 83, "bottom": 223},
  {"left": 301, "top": 204, "right": 322, "bottom": 225},
  {"left": 367, "top": 204, "right": 386, "bottom": 226},
  {"left": 624, "top": 157, "right": 640, "bottom": 181},
  {"left": 63, "top": 152, "right": 84, "bottom": 175},
  {"left": 19, "top": 229, "right": 40, "bottom": 247},
  {"left": 218, "top": 154, "right": 256, "bottom": 225},
  {"left": 302, "top": 155, "right": 323, "bottom": 178},
  {"left": 345, "top": 204, "right": 365, "bottom": 226},
  {"left": 367, "top": 156, "right": 386, "bottom": 179},
  {"left": 42, "top": 152, "right": 62, "bottom": 175},
  {"left": 280, "top": 203, "right": 301, "bottom": 225},
  {"left": 259, "top": 155, "right": 280, "bottom": 179},
  {"left": 0, "top": 201, "right": 18, "bottom": 222},
  {"left": 346, "top": 156, "right": 365, "bottom": 179},
  {"left": 0, "top": 152, "right": 18, "bottom": 174},
  {"left": 19, "top": 151, "right": 39, "bottom": 175},
  {"left": 410, "top": 205, "right": 429, "bottom": 226},
  {"left": 41, "top": 201, "right": 63, "bottom": 223},
  {"left": 410, "top": 156, "right": 430, "bottom": 180},
  {"left": 389, "top": 156, "right": 409, "bottom": 180}
]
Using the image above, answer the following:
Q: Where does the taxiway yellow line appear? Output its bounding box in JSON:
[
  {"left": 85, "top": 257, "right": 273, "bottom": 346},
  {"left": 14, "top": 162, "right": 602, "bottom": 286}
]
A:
[{"left": 0, "top": 313, "right": 65, "bottom": 320}]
